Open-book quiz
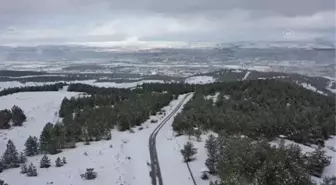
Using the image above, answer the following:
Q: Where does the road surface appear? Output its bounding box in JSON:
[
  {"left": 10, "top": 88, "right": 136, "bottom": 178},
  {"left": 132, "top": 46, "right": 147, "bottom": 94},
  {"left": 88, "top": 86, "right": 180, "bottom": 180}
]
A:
[{"left": 149, "top": 94, "right": 190, "bottom": 185}]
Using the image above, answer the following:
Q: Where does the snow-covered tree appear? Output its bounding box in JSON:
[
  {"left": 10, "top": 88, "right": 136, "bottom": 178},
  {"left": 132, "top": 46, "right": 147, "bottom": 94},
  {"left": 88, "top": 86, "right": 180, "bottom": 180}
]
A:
[
  {"left": 0, "top": 179, "right": 8, "bottom": 185},
  {"left": 40, "top": 123, "right": 59, "bottom": 154},
  {"left": 26, "top": 163, "right": 37, "bottom": 177},
  {"left": 62, "top": 157, "right": 67, "bottom": 164},
  {"left": 307, "top": 146, "right": 331, "bottom": 177},
  {"left": 205, "top": 134, "right": 218, "bottom": 174},
  {"left": 40, "top": 155, "right": 51, "bottom": 168},
  {"left": 2, "top": 140, "right": 20, "bottom": 168},
  {"left": 24, "top": 136, "right": 39, "bottom": 156},
  {"left": 180, "top": 141, "right": 197, "bottom": 162},
  {"left": 81, "top": 168, "right": 97, "bottom": 180},
  {"left": 0, "top": 161, "right": 3, "bottom": 173},
  {"left": 55, "top": 157, "right": 63, "bottom": 167},
  {"left": 11, "top": 105, "right": 26, "bottom": 126},
  {"left": 19, "top": 152, "right": 27, "bottom": 164},
  {"left": 20, "top": 163, "right": 28, "bottom": 174},
  {"left": 320, "top": 176, "right": 336, "bottom": 185}
]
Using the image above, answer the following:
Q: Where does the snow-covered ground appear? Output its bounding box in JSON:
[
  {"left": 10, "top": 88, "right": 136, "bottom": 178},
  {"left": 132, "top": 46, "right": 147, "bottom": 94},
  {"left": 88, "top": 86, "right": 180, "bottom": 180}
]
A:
[
  {"left": 0, "top": 79, "right": 164, "bottom": 90},
  {"left": 298, "top": 82, "right": 327, "bottom": 96},
  {"left": 326, "top": 80, "right": 336, "bottom": 94},
  {"left": 185, "top": 76, "right": 215, "bottom": 84},
  {"left": 0, "top": 91, "right": 81, "bottom": 153},
  {"left": 205, "top": 92, "right": 220, "bottom": 103},
  {"left": 0, "top": 93, "right": 189, "bottom": 185}
]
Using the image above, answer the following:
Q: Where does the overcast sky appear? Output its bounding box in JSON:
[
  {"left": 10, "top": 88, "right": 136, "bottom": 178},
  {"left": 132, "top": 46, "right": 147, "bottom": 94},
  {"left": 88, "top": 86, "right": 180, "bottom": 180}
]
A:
[{"left": 0, "top": 0, "right": 335, "bottom": 45}]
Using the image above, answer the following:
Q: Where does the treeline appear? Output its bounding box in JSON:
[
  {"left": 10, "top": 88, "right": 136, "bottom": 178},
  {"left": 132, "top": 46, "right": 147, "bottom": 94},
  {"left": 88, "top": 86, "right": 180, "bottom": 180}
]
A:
[
  {"left": 0, "top": 83, "right": 66, "bottom": 97},
  {"left": 173, "top": 79, "right": 335, "bottom": 145},
  {"left": 141, "top": 83, "right": 195, "bottom": 95},
  {"left": 68, "top": 83, "right": 133, "bottom": 95},
  {"left": 204, "top": 134, "right": 332, "bottom": 185},
  {"left": 0, "top": 106, "right": 26, "bottom": 129},
  {"left": 59, "top": 92, "right": 174, "bottom": 144},
  {"left": 57, "top": 83, "right": 176, "bottom": 145}
]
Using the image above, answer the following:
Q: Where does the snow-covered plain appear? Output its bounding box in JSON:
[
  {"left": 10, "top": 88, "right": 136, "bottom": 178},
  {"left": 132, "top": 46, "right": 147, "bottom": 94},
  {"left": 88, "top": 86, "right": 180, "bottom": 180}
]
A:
[
  {"left": 185, "top": 76, "right": 215, "bottom": 84},
  {"left": 0, "top": 93, "right": 189, "bottom": 185}
]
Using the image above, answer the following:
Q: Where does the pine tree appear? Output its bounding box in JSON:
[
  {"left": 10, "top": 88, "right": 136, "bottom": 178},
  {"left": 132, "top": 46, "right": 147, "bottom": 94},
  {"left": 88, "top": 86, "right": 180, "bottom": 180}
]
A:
[
  {"left": 320, "top": 176, "right": 336, "bottom": 185},
  {"left": 20, "top": 163, "right": 28, "bottom": 174},
  {"left": 19, "top": 152, "right": 27, "bottom": 164},
  {"left": 180, "top": 141, "right": 197, "bottom": 162},
  {"left": 0, "top": 109, "right": 12, "bottom": 129},
  {"left": 40, "top": 155, "right": 51, "bottom": 168},
  {"left": 11, "top": 105, "right": 26, "bottom": 126},
  {"left": 40, "top": 123, "right": 59, "bottom": 154},
  {"left": 0, "top": 179, "right": 8, "bottom": 185},
  {"left": 27, "top": 163, "right": 37, "bottom": 177},
  {"left": 55, "top": 157, "right": 63, "bottom": 167},
  {"left": 0, "top": 161, "right": 3, "bottom": 173},
  {"left": 62, "top": 157, "right": 67, "bottom": 164},
  {"left": 24, "top": 136, "right": 39, "bottom": 156},
  {"left": 53, "top": 122, "right": 65, "bottom": 149},
  {"left": 82, "top": 168, "right": 97, "bottom": 180},
  {"left": 205, "top": 134, "right": 218, "bottom": 174},
  {"left": 307, "top": 146, "right": 332, "bottom": 177},
  {"left": 2, "top": 140, "right": 20, "bottom": 168}
]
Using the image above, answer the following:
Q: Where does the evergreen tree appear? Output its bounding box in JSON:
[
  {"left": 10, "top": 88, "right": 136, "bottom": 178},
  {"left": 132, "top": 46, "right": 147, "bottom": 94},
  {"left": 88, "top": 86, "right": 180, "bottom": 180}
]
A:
[
  {"left": 0, "top": 161, "right": 3, "bottom": 173},
  {"left": 82, "top": 168, "right": 97, "bottom": 180},
  {"left": 26, "top": 163, "right": 37, "bottom": 177},
  {"left": 24, "top": 136, "right": 39, "bottom": 156},
  {"left": 11, "top": 105, "right": 26, "bottom": 126},
  {"left": 0, "top": 179, "right": 8, "bottom": 185},
  {"left": 20, "top": 163, "right": 28, "bottom": 174},
  {"left": 180, "top": 141, "right": 197, "bottom": 162},
  {"left": 55, "top": 157, "right": 63, "bottom": 167},
  {"left": 62, "top": 157, "right": 67, "bottom": 164},
  {"left": 53, "top": 122, "right": 65, "bottom": 149},
  {"left": 0, "top": 109, "right": 12, "bottom": 129},
  {"left": 40, "top": 155, "right": 51, "bottom": 168},
  {"left": 307, "top": 146, "right": 331, "bottom": 177},
  {"left": 40, "top": 123, "right": 59, "bottom": 154},
  {"left": 19, "top": 152, "right": 27, "bottom": 164},
  {"left": 2, "top": 140, "right": 20, "bottom": 168},
  {"left": 205, "top": 134, "right": 218, "bottom": 174},
  {"left": 320, "top": 176, "right": 336, "bottom": 185}
]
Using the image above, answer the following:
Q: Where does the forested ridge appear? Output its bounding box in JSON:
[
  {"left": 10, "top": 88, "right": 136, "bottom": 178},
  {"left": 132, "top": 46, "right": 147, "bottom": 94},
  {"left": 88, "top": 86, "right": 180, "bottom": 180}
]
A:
[
  {"left": 167, "top": 79, "right": 335, "bottom": 185},
  {"left": 173, "top": 79, "right": 335, "bottom": 145}
]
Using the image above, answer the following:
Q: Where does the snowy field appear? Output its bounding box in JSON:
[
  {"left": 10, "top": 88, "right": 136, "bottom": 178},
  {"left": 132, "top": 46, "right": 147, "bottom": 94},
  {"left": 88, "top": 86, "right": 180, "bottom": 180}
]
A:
[
  {"left": 0, "top": 91, "right": 81, "bottom": 153},
  {"left": 0, "top": 93, "right": 190, "bottom": 185},
  {"left": 185, "top": 76, "right": 215, "bottom": 84},
  {"left": 0, "top": 79, "right": 164, "bottom": 90}
]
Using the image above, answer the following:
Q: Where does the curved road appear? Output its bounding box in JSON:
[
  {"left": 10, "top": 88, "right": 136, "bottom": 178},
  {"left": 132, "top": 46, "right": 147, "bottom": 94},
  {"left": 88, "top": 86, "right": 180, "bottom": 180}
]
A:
[{"left": 149, "top": 95, "right": 190, "bottom": 185}]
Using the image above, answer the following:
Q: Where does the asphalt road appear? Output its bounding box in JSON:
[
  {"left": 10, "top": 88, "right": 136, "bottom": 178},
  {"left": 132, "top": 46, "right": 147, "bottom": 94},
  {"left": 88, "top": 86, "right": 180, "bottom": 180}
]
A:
[{"left": 149, "top": 95, "right": 189, "bottom": 185}]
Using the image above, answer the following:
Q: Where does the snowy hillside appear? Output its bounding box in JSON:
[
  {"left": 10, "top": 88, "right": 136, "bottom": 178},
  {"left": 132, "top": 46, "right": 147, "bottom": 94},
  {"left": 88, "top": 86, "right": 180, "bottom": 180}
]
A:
[
  {"left": 0, "top": 91, "right": 80, "bottom": 153},
  {"left": 0, "top": 93, "right": 191, "bottom": 185}
]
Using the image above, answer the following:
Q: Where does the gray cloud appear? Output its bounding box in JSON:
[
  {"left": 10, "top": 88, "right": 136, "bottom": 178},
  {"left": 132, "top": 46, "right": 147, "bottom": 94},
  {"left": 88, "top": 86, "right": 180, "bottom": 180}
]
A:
[{"left": 0, "top": 0, "right": 334, "bottom": 45}]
